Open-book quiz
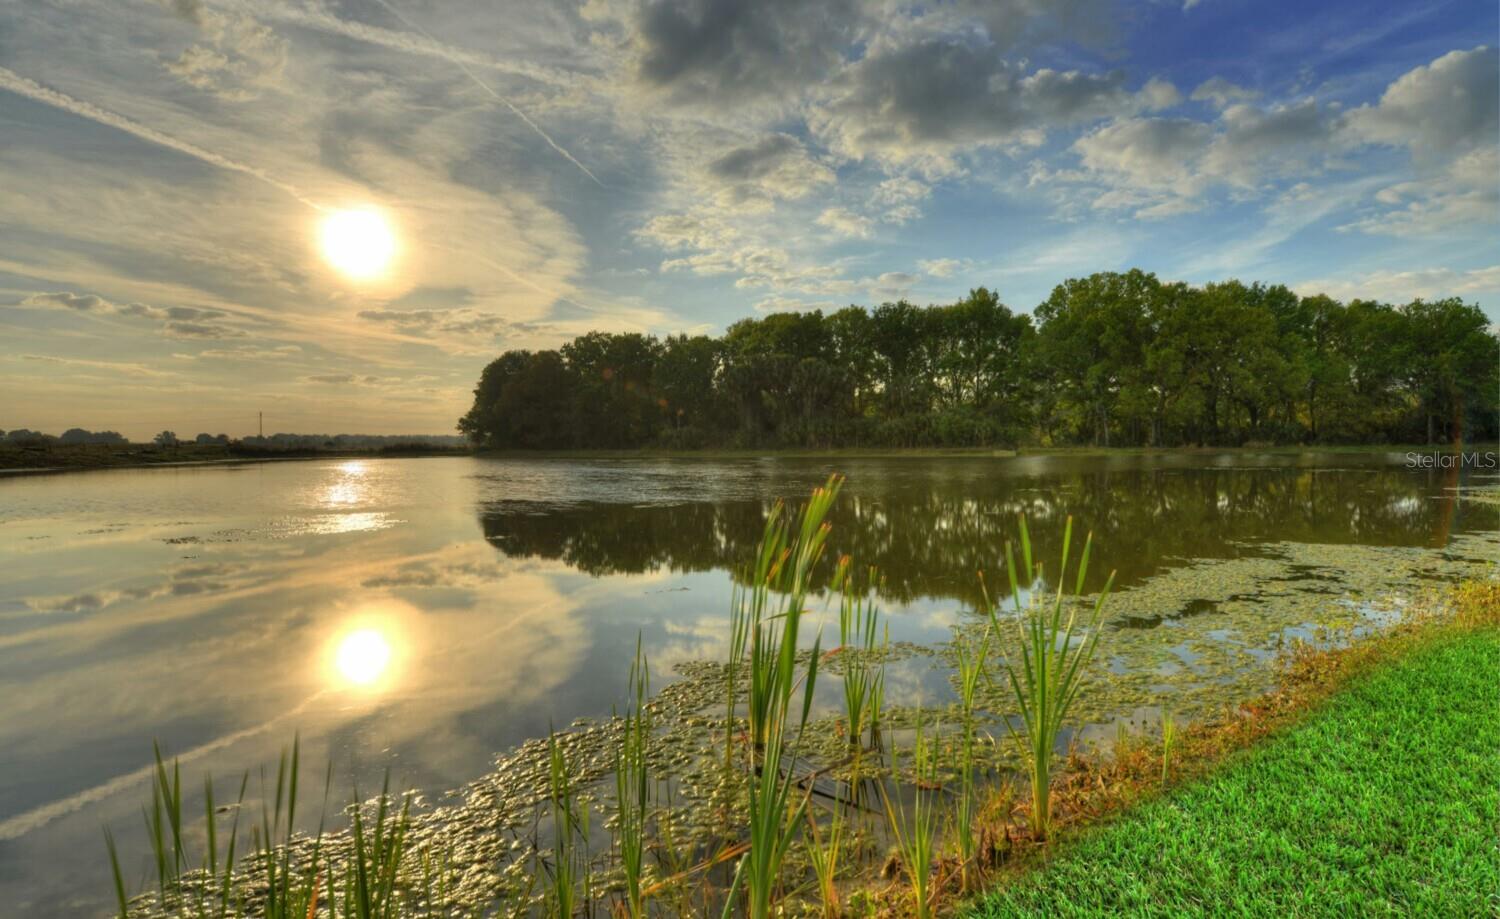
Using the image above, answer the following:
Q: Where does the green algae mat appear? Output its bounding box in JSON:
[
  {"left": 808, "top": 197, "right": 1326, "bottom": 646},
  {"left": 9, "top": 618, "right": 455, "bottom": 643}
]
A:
[{"left": 970, "top": 629, "right": 1500, "bottom": 918}]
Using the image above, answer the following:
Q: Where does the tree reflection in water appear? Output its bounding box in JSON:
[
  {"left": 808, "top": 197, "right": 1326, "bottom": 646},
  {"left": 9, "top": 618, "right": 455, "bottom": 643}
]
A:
[{"left": 476, "top": 454, "right": 1491, "bottom": 605}]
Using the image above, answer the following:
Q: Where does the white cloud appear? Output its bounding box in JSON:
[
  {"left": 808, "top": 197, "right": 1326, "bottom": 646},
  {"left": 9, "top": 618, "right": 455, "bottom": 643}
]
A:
[
  {"left": 815, "top": 206, "right": 874, "bottom": 238},
  {"left": 1292, "top": 265, "right": 1500, "bottom": 303},
  {"left": 1343, "top": 46, "right": 1497, "bottom": 159},
  {"left": 918, "top": 257, "right": 974, "bottom": 278}
]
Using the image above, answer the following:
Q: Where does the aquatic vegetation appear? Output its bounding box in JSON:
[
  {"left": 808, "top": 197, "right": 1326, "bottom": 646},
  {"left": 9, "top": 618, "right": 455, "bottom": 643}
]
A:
[
  {"left": 612, "top": 638, "right": 651, "bottom": 919},
  {"left": 1160, "top": 709, "right": 1177, "bottom": 784},
  {"left": 332, "top": 772, "right": 413, "bottom": 918},
  {"left": 879, "top": 713, "right": 942, "bottom": 919},
  {"left": 92, "top": 469, "right": 1500, "bottom": 918},
  {"left": 729, "top": 475, "right": 841, "bottom": 919},
  {"left": 835, "top": 560, "right": 885, "bottom": 751},
  {"left": 951, "top": 625, "right": 990, "bottom": 890},
  {"left": 545, "top": 730, "right": 589, "bottom": 918},
  {"left": 802, "top": 796, "right": 846, "bottom": 919},
  {"left": 985, "top": 515, "right": 1115, "bottom": 841}
]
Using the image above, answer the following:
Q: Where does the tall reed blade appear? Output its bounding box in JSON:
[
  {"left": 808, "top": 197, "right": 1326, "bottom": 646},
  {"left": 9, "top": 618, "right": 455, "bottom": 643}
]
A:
[
  {"left": 614, "top": 635, "right": 651, "bottom": 919},
  {"left": 984, "top": 514, "right": 1115, "bottom": 841},
  {"left": 733, "top": 475, "right": 842, "bottom": 919},
  {"left": 879, "top": 713, "right": 940, "bottom": 919}
]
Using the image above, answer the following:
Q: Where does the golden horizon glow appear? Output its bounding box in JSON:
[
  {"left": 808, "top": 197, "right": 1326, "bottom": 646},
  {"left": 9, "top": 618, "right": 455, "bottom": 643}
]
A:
[
  {"left": 334, "top": 628, "right": 392, "bottom": 686},
  {"left": 319, "top": 208, "right": 396, "bottom": 280}
]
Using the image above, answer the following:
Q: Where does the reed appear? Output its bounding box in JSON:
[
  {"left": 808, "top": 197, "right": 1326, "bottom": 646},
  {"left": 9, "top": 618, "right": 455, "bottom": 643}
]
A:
[
  {"left": 952, "top": 625, "right": 990, "bottom": 889},
  {"left": 879, "top": 714, "right": 940, "bottom": 919},
  {"left": 613, "top": 636, "right": 652, "bottom": 919},
  {"left": 836, "top": 562, "right": 884, "bottom": 751},
  {"left": 803, "top": 797, "right": 845, "bottom": 919},
  {"left": 330, "top": 771, "right": 413, "bottom": 919},
  {"left": 253, "top": 738, "right": 332, "bottom": 919},
  {"left": 984, "top": 515, "right": 1115, "bottom": 841},
  {"left": 102, "top": 735, "right": 432, "bottom": 919},
  {"left": 726, "top": 475, "right": 841, "bottom": 919},
  {"left": 544, "top": 729, "right": 588, "bottom": 918},
  {"left": 1161, "top": 709, "right": 1178, "bottom": 784}
]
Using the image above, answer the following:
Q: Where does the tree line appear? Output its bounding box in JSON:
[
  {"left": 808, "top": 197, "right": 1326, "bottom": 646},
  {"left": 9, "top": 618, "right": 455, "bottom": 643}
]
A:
[{"left": 459, "top": 270, "right": 1499, "bottom": 450}]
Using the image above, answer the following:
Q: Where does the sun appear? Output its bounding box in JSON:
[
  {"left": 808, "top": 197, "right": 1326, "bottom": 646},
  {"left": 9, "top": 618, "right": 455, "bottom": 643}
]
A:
[
  {"left": 334, "top": 628, "right": 392, "bottom": 686},
  {"left": 319, "top": 208, "right": 396, "bottom": 280}
]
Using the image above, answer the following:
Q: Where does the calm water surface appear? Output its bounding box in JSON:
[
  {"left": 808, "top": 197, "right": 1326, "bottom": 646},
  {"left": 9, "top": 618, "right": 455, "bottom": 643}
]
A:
[{"left": 0, "top": 454, "right": 1493, "bottom": 915}]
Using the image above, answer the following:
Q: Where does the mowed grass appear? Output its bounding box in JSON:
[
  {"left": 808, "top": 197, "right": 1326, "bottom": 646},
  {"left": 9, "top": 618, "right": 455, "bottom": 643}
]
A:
[{"left": 971, "top": 629, "right": 1500, "bottom": 918}]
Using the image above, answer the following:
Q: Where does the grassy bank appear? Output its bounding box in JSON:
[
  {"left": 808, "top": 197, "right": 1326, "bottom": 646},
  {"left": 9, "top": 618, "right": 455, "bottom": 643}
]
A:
[{"left": 970, "top": 609, "right": 1500, "bottom": 917}]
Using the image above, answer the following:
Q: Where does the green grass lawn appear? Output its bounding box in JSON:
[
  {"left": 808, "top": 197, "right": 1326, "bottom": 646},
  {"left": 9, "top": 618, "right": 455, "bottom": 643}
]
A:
[{"left": 971, "top": 630, "right": 1500, "bottom": 918}]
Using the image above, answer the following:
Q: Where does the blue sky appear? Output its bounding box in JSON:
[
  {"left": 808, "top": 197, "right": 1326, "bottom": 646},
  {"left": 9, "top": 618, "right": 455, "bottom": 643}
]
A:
[{"left": 0, "top": 0, "right": 1495, "bottom": 437}]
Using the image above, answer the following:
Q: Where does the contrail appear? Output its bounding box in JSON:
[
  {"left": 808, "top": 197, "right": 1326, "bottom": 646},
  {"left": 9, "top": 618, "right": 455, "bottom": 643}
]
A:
[
  {"left": 476, "top": 254, "right": 608, "bottom": 316},
  {"left": 224, "top": 0, "right": 572, "bottom": 91},
  {"left": 0, "top": 66, "right": 322, "bottom": 211},
  {"left": 368, "top": 0, "right": 605, "bottom": 187},
  {"left": 0, "top": 691, "right": 327, "bottom": 842}
]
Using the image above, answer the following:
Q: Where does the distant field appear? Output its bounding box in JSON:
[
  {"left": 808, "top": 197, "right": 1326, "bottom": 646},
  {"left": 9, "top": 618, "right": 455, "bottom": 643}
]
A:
[{"left": 0, "top": 442, "right": 470, "bottom": 472}]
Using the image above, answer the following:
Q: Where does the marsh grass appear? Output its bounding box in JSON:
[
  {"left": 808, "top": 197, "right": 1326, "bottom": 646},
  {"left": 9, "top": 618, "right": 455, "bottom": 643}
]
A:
[
  {"left": 103, "top": 735, "right": 433, "bottom": 919},
  {"left": 878, "top": 715, "right": 941, "bottom": 919},
  {"left": 612, "top": 636, "right": 651, "bottom": 919},
  {"left": 726, "top": 475, "right": 841, "bottom": 919},
  {"left": 951, "top": 627, "right": 990, "bottom": 890},
  {"left": 802, "top": 797, "right": 845, "bottom": 918},
  {"left": 333, "top": 772, "right": 414, "bottom": 918},
  {"left": 983, "top": 514, "right": 1115, "bottom": 841},
  {"left": 835, "top": 561, "right": 885, "bottom": 752},
  {"left": 1160, "top": 710, "right": 1178, "bottom": 784},
  {"left": 545, "top": 730, "right": 590, "bottom": 918}
]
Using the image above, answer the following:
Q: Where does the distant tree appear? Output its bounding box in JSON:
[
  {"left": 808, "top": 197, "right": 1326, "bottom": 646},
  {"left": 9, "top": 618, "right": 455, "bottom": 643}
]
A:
[
  {"left": 456, "top": 271, "right": 1499, "bottom": 451},
  {"left": 5, "top": 429, "right": 50, "bottom": 445},
  {"left": 154, "top": 430, "right": 179, "bottom": 447},
  {"left": 1395, "top": 298, "right": 1498, "bottom": 444}
]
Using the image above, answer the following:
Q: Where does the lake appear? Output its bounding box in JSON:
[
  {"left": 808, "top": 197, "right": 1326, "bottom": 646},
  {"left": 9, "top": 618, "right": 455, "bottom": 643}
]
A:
[{"left": 1, "top": 453, "right": 1495, "bottom": 915}]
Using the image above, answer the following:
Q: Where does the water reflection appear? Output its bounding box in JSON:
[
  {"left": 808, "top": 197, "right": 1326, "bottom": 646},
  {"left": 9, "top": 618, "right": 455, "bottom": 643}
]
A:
[
  {"left": 334, "top": 629, "right": 394, "bottom": 687},
  {"left": 474, "top": 455, "right": 1494, "bottom": 602},
  {"left": 0, "top": 453, "right": 1492, "bottom": 918}
]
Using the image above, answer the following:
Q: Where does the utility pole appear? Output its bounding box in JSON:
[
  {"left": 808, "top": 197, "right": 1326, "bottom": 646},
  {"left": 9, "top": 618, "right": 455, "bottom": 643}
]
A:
[{"left": 258, "top": 411, "right": 263, "bottom": 439}]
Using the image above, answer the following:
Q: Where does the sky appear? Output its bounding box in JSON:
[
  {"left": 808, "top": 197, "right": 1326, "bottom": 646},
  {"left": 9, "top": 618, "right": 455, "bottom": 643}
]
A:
[{"left": 0, "top": 0, "right": 1495, "bottom": 439}]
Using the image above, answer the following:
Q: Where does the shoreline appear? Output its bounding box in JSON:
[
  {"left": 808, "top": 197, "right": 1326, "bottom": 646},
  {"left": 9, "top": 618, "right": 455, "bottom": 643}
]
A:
[
  {"left": 965, "top": 582, "right": 1499, "bottom": 916},
  {"left": 0, "top": 446, "right": 470, "bottom": 476},
  {"left": 2, "top": 442, "right": 1489, "bottom": 476},
  {"left": 471, "top": 442, "right": 1490, "bottom": 460}
]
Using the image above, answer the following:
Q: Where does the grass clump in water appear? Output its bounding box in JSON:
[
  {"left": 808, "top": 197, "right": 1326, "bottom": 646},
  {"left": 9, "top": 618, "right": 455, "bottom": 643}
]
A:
[
  {"left": 983, "top": 514, "right": 1114, "bottom": 841},
  {"left": 725, "top": 474, "right": 840, "bottom": 919}
]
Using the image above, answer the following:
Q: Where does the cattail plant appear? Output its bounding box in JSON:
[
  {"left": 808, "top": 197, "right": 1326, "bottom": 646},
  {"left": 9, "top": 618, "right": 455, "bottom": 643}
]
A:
[
  {"left": 836, "top": 561, "right": 884, "bottom": 752},
  {"left": 725, "top": 475, "right": 841, "bottom": 919},
  {"left": 984, "top": 515, "right": 1114, "bottom": 841},
  {"left": 879, "top": 713, "right": 941, "bottom": 919},
  {"left": 613, "top": 636, "right": 652, "bottom": 919}
]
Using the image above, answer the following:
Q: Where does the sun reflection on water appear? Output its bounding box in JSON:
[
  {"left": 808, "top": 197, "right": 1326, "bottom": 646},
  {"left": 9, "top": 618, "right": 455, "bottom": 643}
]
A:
[
  {"left": 335, "top": 629, "right": 391, "bottom": 686},
  {"left": 325, "top": 606, "right": 410, "bottom": 691}
]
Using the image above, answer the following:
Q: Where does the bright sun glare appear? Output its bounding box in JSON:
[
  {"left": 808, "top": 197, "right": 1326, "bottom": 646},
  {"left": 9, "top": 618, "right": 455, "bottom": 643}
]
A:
[
  {"left": 319, "top": 208, "right": 396, "bottom": 280},
  {"left": 335, "top": 628, "right": 392, "bottom": 686}
]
